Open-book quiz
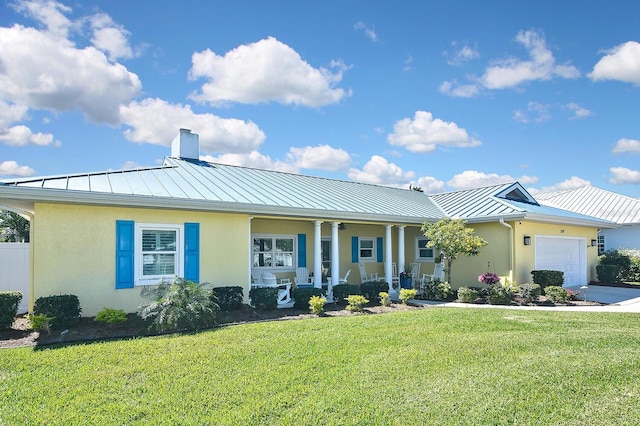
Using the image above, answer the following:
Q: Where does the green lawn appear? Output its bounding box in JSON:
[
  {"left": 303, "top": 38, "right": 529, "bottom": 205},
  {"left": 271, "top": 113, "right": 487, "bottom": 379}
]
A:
[{"left": 2, "top": 308, "right": 640, "bottom": 425}]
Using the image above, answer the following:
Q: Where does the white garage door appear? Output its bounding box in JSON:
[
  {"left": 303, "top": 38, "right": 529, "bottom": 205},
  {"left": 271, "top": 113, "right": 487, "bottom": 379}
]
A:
[{"left": 534, "top": 236, "right": 587, "bottom": 287}]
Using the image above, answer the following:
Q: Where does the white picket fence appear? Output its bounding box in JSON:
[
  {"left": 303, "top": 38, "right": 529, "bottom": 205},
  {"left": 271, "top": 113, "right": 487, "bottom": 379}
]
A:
[{"left": 0, "top": 243, "right": 30, "bottom": 313}]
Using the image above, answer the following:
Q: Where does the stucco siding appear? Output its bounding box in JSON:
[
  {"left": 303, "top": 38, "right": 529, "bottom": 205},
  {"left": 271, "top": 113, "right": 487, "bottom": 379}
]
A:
[{"left": 32, "top": 203, "right": 248, "bottom": 316}]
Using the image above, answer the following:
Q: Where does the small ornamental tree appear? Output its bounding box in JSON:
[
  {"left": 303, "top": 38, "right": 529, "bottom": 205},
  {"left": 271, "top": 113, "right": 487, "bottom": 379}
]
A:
[{"left": 421, "top": 218, "right": 488, "bottom": 286}]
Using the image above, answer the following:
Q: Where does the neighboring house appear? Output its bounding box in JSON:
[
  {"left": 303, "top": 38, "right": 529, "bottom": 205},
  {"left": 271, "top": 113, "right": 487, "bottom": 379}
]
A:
[
  {"left": 0, "top": 130, "right": 613, "bottom": 316},
  {"left": 536, "top": 186, "right": 640, "bottom": 254}
]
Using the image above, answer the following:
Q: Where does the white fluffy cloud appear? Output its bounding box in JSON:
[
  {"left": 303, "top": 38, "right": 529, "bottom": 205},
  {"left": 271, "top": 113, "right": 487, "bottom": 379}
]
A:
[
  {"left": 513, "top": 102, "right": 551, "bottom": 123},
  {"left": 413, "top": 176, "right": 446, "bottom": 194},
  {"left": 201, "top": 151, "right": 299, "bottom": 174},
  {"left": 0, "top": 125, "right": 56, "bottom": 146},
  {"left": 590, "top": 41, "right": 640, "bottom": 85},
  {"left": 444, "top": 41, "right": 480, "bottom": 66},
  {"left": 566, "top": 102, "right": 593, "bottom": 119},
  {"left": 531, "top": 176, "right": 591, "bottom": 194},
  {"left": 612, "top": 138, "right": 640, "bottom": 154},
  {"left": 88, "top": 13, "right": 135, "bottom": 61},
  {"left": 609, "top": 167, "right": 640, "bottom": 184},
  {"left": 347, "top": 155, "right": 415, "bottom": 187},
  {"left": 441, "top": 29, "right": 580, "bottom": 97},
  {"left": 286, "top": 145, "right": 351, "bottom": 172},
  {"left": 0, "top": 2, "right": 141, "bottom": 125},
  {"left": 0, "top": 160, "right": 35, "bottom": 176},
  {"left": 119, "top": 98, "right": 266, "bottom": 154},
  {"left": 388, "top": 111, "right": 481, "bottom": 153},
  {"left": 447, "top": 170, "right": 539, "bottom": 190},
  {"left": 189, "top": 37, "right": 351, "bottom": 107}
]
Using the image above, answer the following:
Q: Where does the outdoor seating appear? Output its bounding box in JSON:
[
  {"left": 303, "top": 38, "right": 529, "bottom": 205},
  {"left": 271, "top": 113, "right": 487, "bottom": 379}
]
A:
[
  {"left": 420, "top": 261, "right": 445, "bottom": 292},
  {"left": 410, "top": 262, "right": 421, "bottom": 290},
  {"left": 390, "top": 262, "right": 399, "bottom": 287},
  {"left": 261, "top": 271, "right": 292, "bottom": 305},
  {"left": 295, "top": 267, "right": 312, "bottom": 287},
  {"left": 338, "top": 269, "right": 351, "bottom": 284},
  {"left": 358, "top": 263, "right": 379, "bottom": 283}
]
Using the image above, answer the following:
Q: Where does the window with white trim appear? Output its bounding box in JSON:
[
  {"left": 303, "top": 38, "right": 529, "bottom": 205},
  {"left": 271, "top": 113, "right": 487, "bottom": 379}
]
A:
[
  {"left": 597, "top": 235, "right": 605, "bottom": 255},
  {"left": 415, "top": 237, "right": 434, "bottom": 261},
  {"left": 135, "top": 223, "right": 184, "bottom": 285},
  {"left": 359, "top": 237, "right": 376, "bottom": 262},
  {"left": 253, "top": 235, "right": 295, "bottom": 269}
]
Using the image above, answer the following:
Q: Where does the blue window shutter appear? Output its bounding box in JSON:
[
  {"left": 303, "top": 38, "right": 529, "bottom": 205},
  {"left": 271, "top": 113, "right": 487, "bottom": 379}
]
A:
[
  {"left": 298, "top": 234, "right": 307, "bottom": 267},
  {"left": 115, "top": 220, "right": 134, "bottom": 289},
  {"left": 377, "top": 237, "right": 383, "bottom": 262},
  {"left": 184, "top": 222, "right": 200, "bottom": 282},
  {"left": 352, "top": 236, "right": 358, "bottom": 263}
]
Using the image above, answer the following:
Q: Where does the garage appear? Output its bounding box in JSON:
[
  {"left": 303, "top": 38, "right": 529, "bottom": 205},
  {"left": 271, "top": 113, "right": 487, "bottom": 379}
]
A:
[{"left": 534, "top": 236, "right": 587, "bottom": 287}]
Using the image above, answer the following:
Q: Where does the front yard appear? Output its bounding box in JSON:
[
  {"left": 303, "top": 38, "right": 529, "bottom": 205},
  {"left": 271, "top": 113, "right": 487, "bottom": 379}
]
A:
[{"left": 2, "top": 308, "right": 640, "bottom": 425}]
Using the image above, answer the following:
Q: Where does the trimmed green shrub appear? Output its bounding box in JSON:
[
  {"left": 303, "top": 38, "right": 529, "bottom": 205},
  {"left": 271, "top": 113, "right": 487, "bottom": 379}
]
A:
[
  {"left": 249, "top": 287, "right": 278, "bottom": 310},
  {"left": 596, "top": 264, "right": 621, "bottom": 283},
  {"left": 309, "top": 295, "right": 327, "bottom": 315},
  {"left": 518, "top": 283, "right": 542, "bottom": 303},
  {"left": 332, "top": 284, "right": 360, "bottom": 304},
  {"left": 292, "top": 287, "right": 325, "bottom": 309},
  {"left": 345, "top": 295, "right": 369, "bottom": 312},
  {"left": 422, "top": 280, "right": 454, "bottom": 301},
  {"left": 212, "top": 286, "right": 244, "bottom": 311},
  {"left": 531, "top": 270, "right": 564, "bottom": 288},
  {"left": 0, "top": 291, "right": 22, "bottom": 329},
  {"left": 399, "top": 289, "right": 417, "bottom": 304},
  {"left": 361, "top": 281, "right": 389, "bottom": 303},
  {"left": 488, "top": 285, "right": 512, "bottom": 305},
  {"left": 544, "top": 286, "right": 568, "bottom": 303},
  {"left": 27, "top": 314, "right": 52, "bottom": 333},
  {"left": 599, "top": 250, "right": 631, "bottom": 280},
  {"left": 457, "top": 287, "right": 478, "bottom": 303},
  {"left": 34, "top": 294, "right": 82, "bottom": 330},
  {"left": 629, "top": 256, "right": 640, "bottom": 282},
  {"left": 379, "top": 292, "right": 391, "bottom": 307},
  {"left": 95, "top": 308, "right": 127, "bottom": 325},
  {"left": 138, "top": 277, "right": 218, "bottom": 332}
]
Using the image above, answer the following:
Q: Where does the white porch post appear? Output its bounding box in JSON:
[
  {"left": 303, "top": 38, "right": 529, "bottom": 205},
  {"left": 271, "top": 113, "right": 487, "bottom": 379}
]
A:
[
  {"left": 329, "top": 222, "right": 340, "bottom": 302},
  {"left": 248, "top": 217, "right": 253, "bottom": 302},
  {"left": 384, "top": 225, "right": 393, "bottom": 292},
  {"left": 313, "top": 221, "right": 323, "bottom": 288},
  {"left": 398, "top": 225, "right": 406, "bottom": 276}
]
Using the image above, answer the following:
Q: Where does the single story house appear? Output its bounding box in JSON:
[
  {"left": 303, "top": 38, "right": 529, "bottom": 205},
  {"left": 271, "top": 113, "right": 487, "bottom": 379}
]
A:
[
  {"left": 536, "top": 185, "right": 640, "bottom": 254},
  {"left": 0, "top": 129, "right": 614, "bottom": 316}
]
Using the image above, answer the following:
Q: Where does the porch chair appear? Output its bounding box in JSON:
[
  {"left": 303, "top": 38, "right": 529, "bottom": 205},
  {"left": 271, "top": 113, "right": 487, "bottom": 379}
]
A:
[
  {"left": 294, "top": 267, "right": 313, "bottom": 287},
  {"left": 410, "top": 262, "right": 421, "bottom": 290},
  {"left": 390, "top": 262, "right": 399, "bottom": 287},
  {"left": 421, "top": 261, "right": 445, "bottom": 291},
  {"left": 358, "top": 263, "right": 379, "bottom": 284},
  {"left": 251, "top": 268, "right": 263, "bottom": 285},
  {"left": 261, "top": 272, "right": 292, "bottom": 305},
  {"left": 338, "top": 269, "right": 351, "bottom": 284}
]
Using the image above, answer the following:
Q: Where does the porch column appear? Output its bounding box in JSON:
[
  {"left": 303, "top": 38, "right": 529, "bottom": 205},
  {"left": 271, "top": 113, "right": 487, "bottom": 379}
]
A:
[
  {"left": 329, "top": 222, "right": 340, "bottom": 302},
  {"left": 313, "top": 220, "right": 323, "bottom": 288},
  {"left": 384, "top": 225, "right": 394, "bottom": 293},
  {"left": 248, "top": 217, "right": 253, "bottom": 300},
  {"left": 398, "top": 225, "right": 406, "bottom": 276}
]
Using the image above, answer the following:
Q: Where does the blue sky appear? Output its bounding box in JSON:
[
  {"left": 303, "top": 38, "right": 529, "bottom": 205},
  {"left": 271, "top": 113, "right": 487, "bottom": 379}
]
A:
[{"left": 1, "top": 0, "right": 639, "bottom": 197}]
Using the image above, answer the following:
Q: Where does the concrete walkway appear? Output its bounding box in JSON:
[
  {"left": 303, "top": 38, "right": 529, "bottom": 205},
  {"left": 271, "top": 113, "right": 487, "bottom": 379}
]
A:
[{"left": 412, "top": 285, "right": 640, "bottom": 313}]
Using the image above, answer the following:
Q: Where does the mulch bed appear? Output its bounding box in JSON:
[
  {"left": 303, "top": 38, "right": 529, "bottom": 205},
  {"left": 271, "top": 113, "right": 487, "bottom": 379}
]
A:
[{"left": 0, "top": 303, "right": 421, "bottom": 350}]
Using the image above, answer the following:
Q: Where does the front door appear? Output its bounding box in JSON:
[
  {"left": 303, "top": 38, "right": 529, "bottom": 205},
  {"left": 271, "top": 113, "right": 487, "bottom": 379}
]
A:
[{"left": 321, "top": 238, "right": 331, "bottom": 281}]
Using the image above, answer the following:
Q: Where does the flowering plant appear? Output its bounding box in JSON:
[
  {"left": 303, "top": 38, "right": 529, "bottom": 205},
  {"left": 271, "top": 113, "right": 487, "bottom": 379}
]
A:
[
  {"left": 400, "top": 269, "right": 412, "bottom": 279},
  {"left": 478, "top": 272, "right": 500, "bottom": 285}
]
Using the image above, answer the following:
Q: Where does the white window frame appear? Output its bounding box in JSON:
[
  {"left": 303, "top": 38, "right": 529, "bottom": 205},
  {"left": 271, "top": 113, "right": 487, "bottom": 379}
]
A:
[
  {"left": 252, "top": 234, "right": 296, "bottom": 270},
  {"left": 597, "top": 234, "right": 606, "bottom": 255},
  {"left": 359, "top": 237, "right": 377, "bottom": 262},
  {"left": 415, "top": 236, "right": 435, "bottom": 262},
  {"left": 134, "top": 223, "right": 184, "bottom": 286}
]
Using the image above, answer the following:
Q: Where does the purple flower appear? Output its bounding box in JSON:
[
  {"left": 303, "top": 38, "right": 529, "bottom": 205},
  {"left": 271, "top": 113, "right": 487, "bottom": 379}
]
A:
[{"left": 478, "top": 272, "right": 500, "bottom": 285}]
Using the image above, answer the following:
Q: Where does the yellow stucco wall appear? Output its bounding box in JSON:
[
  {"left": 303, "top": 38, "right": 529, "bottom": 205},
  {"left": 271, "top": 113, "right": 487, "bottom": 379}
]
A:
[{"left": 32, "top": 203, "right": 249, "bottom": 316}]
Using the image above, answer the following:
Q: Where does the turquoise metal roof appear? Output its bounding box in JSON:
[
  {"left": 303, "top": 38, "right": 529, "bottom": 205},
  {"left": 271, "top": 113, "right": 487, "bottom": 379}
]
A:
[
  {"left": 0, "top": 157, "right": 444, "bottom": 224},
  {"left": 536, "top": 185, "right": 640, "bottom": 224}
]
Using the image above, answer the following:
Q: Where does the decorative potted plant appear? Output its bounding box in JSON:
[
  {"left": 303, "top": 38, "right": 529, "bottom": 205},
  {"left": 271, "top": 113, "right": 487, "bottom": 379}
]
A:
[{"left": 400, "top": 267, "right": 413, "bottom": 289}]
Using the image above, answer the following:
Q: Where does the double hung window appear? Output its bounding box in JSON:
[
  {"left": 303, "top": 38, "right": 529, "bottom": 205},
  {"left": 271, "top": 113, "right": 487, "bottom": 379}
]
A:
[
  {"left": 135, "top": 223, "right": 183, "bottom": 285},
  {"left": 415, "top": 237, "right": 434, "bottom": 261},
  {"left": 358, "top": 237, "right": 376, "bottom": 262},
  {"left": 253, "top": 235, "right": 295, "bottom": 269}
]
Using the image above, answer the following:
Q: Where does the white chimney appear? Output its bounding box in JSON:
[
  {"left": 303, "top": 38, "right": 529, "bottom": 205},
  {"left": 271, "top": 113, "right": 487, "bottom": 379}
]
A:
[{"left": 171, "top": 128, "right": 200, "bottom": 160}]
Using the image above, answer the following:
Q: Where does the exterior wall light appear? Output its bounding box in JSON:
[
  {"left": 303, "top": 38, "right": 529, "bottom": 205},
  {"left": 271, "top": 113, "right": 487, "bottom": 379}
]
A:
[
  {"left": 591, "top": 239, "right": 597, "bottom": 247},
  {"left": 523, "top": 235, "right": 531, "bottom": 246}
]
